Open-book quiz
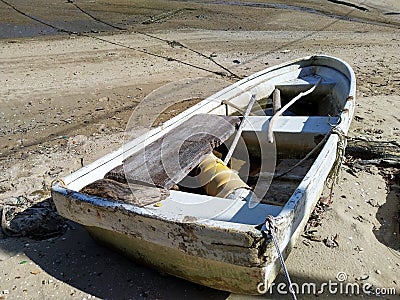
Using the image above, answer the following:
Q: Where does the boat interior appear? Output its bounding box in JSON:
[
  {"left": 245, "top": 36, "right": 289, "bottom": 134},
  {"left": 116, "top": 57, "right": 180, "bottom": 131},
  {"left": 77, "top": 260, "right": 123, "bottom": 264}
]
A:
[{"left": 74, "top": 63, "right": 351, "bottom": 226}]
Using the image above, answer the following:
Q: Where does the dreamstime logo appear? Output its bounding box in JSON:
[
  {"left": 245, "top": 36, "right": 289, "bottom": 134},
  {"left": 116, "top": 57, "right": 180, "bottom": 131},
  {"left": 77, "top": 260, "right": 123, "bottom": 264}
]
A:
[
  {"left": 336, "top": 271, "right": 348, "bottom": 282},
  {"left": 257, "top": 272, "right": 397, "bottom": 296},
  {"left": 122, "top": 77, "right": 276, "bottom": 222}
]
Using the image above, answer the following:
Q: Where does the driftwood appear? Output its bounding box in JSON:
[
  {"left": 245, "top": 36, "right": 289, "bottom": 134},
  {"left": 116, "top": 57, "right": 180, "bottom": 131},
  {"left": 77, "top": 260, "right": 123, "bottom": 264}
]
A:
[
  {"left": 346, "top": 139, "right": 400, "bottom": 167},
  {"left": 106, "top": 114, "right": 240, "bottom": 188},
  {"left": 80, "top": 179, "right": 169, "bottom": 207}
]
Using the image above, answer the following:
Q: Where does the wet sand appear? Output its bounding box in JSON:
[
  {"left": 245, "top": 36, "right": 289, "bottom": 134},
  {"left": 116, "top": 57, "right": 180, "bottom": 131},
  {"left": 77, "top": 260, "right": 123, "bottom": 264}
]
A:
[{"left": 1, "top": 0, "right": 399, "bottom": 299}]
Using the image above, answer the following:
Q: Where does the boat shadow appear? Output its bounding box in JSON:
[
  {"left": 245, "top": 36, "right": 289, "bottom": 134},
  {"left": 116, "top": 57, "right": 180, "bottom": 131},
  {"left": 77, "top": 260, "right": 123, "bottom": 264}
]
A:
[
  {"left": 1, "top": 192, "right": 296, "bottom": 299},
  {"left": 22, "top": 219, "right": 229, "bottom": 299},
  {"left": 372, "top": 177, "right": 400, "bottom": 252}
]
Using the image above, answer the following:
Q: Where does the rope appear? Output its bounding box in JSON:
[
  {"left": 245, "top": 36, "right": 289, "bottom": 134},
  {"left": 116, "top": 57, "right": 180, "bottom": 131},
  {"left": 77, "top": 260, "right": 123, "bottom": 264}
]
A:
[
  {"left": 135, "top": 32, "right": 241, "bottom": 79},
  {"left": 71, "top": 2, "right": 242, "bottom": 79},
  {"left": 274, "top": 115, "right": 342, "bottom": 179},
  {"left": 264, "top": 216, "right": 297, "bottom": 300},
  {"left": 71, "top": 2, "right": 126, "bottom": 31},
  {"left": 0, "top": 0, "right": 239, "bottom": 79},
  {"left": 0, "top": 0, "right": 70, "bottom": 33},
  {"left": 71, "top": 1, "right": 241, "bottom": 79},
  {"left": 274, "top": 133, "right": 329, "bottom": 179},
  {"left": 326, "top": 126, "right": 346, "bottom": 195},
  {"left": 50, "top": 178, "right": 67, "bottom": 188},
  {"left": 268, "top": 77, "right": 322, "bottom": 143},
  {"left": 72, "top": 2, "right": 242, "bottom": 79}
]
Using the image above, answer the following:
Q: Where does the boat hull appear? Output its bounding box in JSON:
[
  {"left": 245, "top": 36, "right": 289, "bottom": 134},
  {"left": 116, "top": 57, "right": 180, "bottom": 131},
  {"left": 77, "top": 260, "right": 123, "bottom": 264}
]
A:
[
  {"left": 85, "top": 183, "right": 325, "bottom": 294},
  {"left": 86, "top": 226, "right": 266, "bottom": 294}
]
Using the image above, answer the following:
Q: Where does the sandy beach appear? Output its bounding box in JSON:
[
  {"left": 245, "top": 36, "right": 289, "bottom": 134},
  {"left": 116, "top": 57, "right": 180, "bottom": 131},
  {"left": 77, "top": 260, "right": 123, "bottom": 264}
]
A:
[{"left": 1, "top": 0, "right": 399, "bottom": 299}]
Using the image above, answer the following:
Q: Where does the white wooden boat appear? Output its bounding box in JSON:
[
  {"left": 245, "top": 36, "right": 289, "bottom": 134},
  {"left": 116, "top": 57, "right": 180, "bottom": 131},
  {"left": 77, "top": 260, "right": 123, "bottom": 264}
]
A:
[{"left": 52, "top": 55, "right": 355, "bottom": 294}]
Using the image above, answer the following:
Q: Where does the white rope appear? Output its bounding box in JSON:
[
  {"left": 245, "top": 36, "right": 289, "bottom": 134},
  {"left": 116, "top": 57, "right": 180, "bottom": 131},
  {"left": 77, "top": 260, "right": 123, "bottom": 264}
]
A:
[{"left": 265, "top": 216, "right": 297, "bottom": 300}]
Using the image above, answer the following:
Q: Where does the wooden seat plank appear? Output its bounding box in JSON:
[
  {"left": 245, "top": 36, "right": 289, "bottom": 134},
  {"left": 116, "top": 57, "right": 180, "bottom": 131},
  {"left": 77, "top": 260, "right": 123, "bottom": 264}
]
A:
[{"left": 106, "top": 114, "right": 240, "bottom": 189}]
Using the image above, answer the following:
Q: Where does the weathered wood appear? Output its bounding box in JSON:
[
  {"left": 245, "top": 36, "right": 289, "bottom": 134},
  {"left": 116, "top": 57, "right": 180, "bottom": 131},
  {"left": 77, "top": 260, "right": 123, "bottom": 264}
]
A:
[
  {"left": 80, "top": 179, "right": 169, "bottom": 207},
  {"left": 106, "top": 114, "right": 240, "bottom": 189},
  {"left": 346, "top": 139, "right": 400, "bottom": 166}
]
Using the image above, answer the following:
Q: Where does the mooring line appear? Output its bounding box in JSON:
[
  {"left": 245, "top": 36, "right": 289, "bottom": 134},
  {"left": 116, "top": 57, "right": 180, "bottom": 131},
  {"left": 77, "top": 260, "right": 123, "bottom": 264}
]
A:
[
  {"left": 71, "top": 2, "right": 126, "bottom": 31},
  {"left": 135, "top": 31, "right": 242, "bottom": 79},
  {"left": 69, "top": 2, "right": 241, "bottom": 79},
  {"left": 88, "top": 35, "right": 232, "bottom": 77},
  {"left": 0, "top": 0, "right": 70, "bottom": 34},
  {"left": 0, "top": 0, "right": 239, "bottom": 79}
]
